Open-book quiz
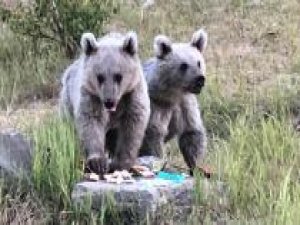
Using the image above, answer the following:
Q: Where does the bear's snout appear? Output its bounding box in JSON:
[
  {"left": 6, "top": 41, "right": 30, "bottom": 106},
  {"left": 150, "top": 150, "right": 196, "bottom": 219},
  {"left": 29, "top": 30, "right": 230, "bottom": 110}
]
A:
[
  {"left": 186, "top": 76, "right": 205, "bottom": 94},
  {"left": 194, "top": 76, "right": 205, "bottom": 88},
  {"left": 104, "top": 99, "right": 116, "bottom": 111}
]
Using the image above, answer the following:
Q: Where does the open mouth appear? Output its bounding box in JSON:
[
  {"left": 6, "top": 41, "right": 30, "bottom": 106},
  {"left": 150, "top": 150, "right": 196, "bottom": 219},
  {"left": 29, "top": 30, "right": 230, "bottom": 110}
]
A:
[
  {"left": 185, "top": 84, "right": 203, "bottom": 94},
  {"left": 104, "top": 100, "right": 117, "bottom": 112},
  {"left": 106, "top": 107, "right": 117, "bottom": 112},
  {"left": 184, "top": 76, "right": 205, "bottom": 94},
  {"left": 190, "top": 86, "right": 202, "bottom": 94}
]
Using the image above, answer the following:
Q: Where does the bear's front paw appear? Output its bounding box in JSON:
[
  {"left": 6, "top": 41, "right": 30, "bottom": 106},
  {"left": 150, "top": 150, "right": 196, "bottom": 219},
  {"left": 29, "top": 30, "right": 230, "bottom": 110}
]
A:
[
  {"left": 109, "top": 159, "right": 133, "bottom": 173},
  {"left": 85, "top": 154, "right": 109, "bottom": 178}
]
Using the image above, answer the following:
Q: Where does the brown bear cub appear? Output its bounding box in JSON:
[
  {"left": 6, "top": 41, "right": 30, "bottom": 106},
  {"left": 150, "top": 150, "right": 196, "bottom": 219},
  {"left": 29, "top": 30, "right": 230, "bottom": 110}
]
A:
[
  {"left": 59, "top": 32, "right": 150, "bottom": 176},
  {"left": 139, "top": 29, "right": 208, "bottom": 175}
]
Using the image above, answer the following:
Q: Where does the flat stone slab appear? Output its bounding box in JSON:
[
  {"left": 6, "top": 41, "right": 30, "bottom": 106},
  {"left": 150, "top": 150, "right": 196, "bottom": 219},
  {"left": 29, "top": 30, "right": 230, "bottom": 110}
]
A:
[{"left": 72, "top": 177, "right": 227, "bottom": 224}]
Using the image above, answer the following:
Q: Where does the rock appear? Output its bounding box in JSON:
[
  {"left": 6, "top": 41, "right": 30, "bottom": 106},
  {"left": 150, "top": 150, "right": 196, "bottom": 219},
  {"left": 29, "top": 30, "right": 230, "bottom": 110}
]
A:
[
  {"left": 72, "top": 177, "right": 228, "bottom": 224},
  {"left": 0, "top": 130, "right": 33, "bottom": 180}
]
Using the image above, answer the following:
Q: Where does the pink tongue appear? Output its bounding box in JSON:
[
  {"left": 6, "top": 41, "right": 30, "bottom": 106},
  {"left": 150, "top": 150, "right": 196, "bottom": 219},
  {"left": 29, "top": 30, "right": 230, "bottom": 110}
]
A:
[{"left": 108, "top": 107, "right": 116, "bottom": 112}]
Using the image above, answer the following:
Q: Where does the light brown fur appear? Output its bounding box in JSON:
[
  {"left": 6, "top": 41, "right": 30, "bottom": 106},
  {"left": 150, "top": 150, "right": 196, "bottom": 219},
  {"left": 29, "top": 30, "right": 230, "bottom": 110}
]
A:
[
  {"left": 59, "top": 32, "right": 150, "bottom": 175},
  {"left": 139, "top": 29, "right": 208, "bottom": 174}
]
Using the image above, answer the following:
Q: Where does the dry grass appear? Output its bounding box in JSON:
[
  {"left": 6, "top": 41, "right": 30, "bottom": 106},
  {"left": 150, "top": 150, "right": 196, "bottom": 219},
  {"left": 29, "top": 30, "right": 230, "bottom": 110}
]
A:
[
  {"left": 0, "top": 193, "right": 47, "bottom": 225},
  {"left": 0, "top": 100, "right": 56, "bottom": 131},
  {"left": 113, "top": 0, "right": 300, "bottom": 98}
]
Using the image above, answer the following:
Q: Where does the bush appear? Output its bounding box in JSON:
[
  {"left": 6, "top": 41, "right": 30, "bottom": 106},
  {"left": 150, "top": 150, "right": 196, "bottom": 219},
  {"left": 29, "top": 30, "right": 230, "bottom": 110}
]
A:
[{"left": 1, "top": 0, "right": 119, "bottom": 58}]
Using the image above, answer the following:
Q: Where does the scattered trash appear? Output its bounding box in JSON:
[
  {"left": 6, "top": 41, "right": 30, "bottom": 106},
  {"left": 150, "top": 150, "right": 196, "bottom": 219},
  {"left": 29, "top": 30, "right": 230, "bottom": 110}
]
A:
[
  {"left": 104, "top": 170, "right": 135, "bottom": 184},
  {"left": 131, "top": 165, "right": 155, "bottom": 178},
  {"left": 157, "top": 171, "right": 185, "bottom": 184},
  {"left": 84, "top": 173, "right": 100, "bottom": 181},
  {"left": 197, "top": 165, "right": 213, "bottom": 179},
  {"left": 82, "top": 158, "right": 212, "bottom": 185}
]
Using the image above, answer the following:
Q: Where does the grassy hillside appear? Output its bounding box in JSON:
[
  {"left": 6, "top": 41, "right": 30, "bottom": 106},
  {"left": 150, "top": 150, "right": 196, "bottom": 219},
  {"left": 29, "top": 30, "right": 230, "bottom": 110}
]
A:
[{"left": 0, "top": 0, "right": 300, "bottom": 224}]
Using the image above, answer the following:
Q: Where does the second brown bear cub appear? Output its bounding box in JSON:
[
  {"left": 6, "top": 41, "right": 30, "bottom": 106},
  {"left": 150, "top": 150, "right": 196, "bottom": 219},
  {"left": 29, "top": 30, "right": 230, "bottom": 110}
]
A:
[
  {"left": 59, "top": 32, "right": 150, "bottom": 175},
  {"left": 139, "top": 29, "right": 208, "bottom": 174}
]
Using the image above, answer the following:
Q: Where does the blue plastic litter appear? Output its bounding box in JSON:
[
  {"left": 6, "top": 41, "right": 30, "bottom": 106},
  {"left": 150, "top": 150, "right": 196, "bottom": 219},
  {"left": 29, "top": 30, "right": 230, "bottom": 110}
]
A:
[{"left": 156, "top": 171, "right": 185, "bottom": 184}]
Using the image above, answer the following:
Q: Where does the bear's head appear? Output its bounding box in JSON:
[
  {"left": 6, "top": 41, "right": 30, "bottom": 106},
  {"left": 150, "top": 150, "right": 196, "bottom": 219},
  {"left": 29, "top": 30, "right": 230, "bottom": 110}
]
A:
[
  {"left": 154, "top": 29, "right": 207, "bottom": 94},
  {"left": 80, "top": 32, "right": 141, "bottom": 112}
]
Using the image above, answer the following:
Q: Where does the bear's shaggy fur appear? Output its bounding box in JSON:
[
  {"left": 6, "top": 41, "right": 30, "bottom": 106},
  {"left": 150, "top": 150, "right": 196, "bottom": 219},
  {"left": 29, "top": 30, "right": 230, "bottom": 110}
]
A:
[
  {"left": 139, "top": 29, "right": 208, "bottom": 173},
  {"left": 59, "top": 32, "right": 150, "bottom": 175}
]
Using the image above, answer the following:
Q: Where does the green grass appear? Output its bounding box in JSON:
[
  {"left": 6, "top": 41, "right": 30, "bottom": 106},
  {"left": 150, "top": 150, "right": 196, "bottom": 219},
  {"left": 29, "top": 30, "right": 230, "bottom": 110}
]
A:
[
  {"left": 0, "top": 0, "right": 300, "bottom": 224},
  {"left": 208, "top": 116, "right": 300, "bottom": 223},
  {"left": 30, "top": 116, "right": 126, "bottom": 224},
  {"left": 32, "top": 116, "right": 82, "bottom": 210}
]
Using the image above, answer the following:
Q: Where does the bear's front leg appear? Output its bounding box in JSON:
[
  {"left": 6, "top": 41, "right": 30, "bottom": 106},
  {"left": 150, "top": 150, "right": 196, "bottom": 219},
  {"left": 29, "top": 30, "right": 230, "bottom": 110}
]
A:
[
  {"left": 110, "top": 89, "right": 150, "bottom": 171},
  {"left": 76, "top": 113, "right": 108, "bottom": 176},
  {"left": 178, "top": 94, "right": 207, "bottom": 173},
  {"left": 139, "top": 105, "right": 173, "bottom": 158},
  {"left": 139, "top": 124, "right": 166, "bottom": 158},
  {"left": 178, "top": 130, "right": 206, "bottom": 172}
]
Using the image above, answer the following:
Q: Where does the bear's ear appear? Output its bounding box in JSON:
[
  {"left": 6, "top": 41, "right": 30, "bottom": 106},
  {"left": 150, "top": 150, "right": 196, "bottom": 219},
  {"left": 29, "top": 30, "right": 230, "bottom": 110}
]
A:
[
  {"left": 80, "top": 33, "right": 98, "bottom": 56},
  {"left": 154, "top": 35, "right": 172, "bottom": 59},
  {"left": 122, "top": 32, "right": 138, "bottom": 56},
  {"left": 191, "top": 29, "right": 207, "bottom": 53}
]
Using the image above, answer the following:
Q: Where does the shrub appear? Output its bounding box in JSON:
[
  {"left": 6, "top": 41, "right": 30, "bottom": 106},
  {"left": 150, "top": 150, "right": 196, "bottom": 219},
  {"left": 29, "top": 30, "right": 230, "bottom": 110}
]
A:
[{"left": 1, "top": 0, "right": 120, "bottom": 58}]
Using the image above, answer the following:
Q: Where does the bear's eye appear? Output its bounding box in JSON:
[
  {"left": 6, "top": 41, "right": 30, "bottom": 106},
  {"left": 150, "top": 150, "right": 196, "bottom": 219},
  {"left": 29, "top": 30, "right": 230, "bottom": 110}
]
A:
[
  {"left": 114, "top": 73, "right": 123, "bottom": 84},
  {"left": 97, "top": 74, "right": 105, "bottom": 84},
  {"left": 179, "top": 63, "right": 188, "bottom": 72},
  {"left": 197, "top": 61, "right": 201, "bottom": 68}
]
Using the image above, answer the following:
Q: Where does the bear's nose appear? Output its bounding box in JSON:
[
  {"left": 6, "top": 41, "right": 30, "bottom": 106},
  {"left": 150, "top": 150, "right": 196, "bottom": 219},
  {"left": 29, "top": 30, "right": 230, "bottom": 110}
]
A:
[
  {"left": 195, "top": 76, "right": 205, "bottom": 87},
  {"left": 104, "top": 99, "right": 115, "bottom": 109}
]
